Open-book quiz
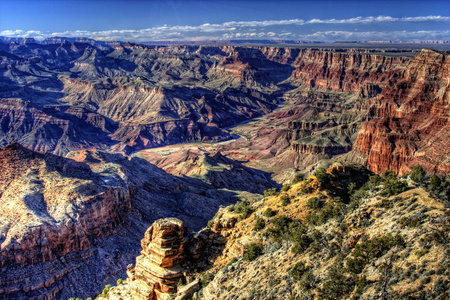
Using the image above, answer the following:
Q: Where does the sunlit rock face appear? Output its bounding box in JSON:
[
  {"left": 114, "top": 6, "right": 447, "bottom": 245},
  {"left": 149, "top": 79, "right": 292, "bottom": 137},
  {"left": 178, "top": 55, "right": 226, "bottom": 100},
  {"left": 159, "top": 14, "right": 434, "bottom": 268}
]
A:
[{"left": 125, "top": 218, "right": 186, "bottom": 300}]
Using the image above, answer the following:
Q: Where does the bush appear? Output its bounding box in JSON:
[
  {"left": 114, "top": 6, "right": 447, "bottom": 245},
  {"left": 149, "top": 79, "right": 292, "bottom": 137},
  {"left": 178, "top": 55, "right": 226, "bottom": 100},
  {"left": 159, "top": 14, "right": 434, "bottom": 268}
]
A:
[
  {"left": 292, "top": 173, "right": 303, "bottom": 184},
  {"left": 201, "top": 272, "right": 215, "bottom": 287},
  {"left": 177, "top": 278, "right": 184, "bottom": 287},
  {"left": 355, "top": 276, "right": 368, "bottom": 294},
  {"left": 314, "top": 168, "right": 331, "bottom": 188},
  {"left": 263, "top": 207, "right": 276, "bottom": 218},
  {"left": 306, "top": 202, "right": 345, "bottom": 226},
  {"left": 291, "top": 225, "right": 313, "bottom": 254},
  {"left": 264, "top": 188, "right": 278, "bottom": 197},
  {"left": 307, "top": 197, "right": 323, "bottom": 210},
  {"left": 207, "top": 220, "right": 214, "bottom": 228},
  {"left": 243, "top": 243, "right": 264, "bottom": 261},
  {"left": 428, "top": 175, "right": 450, "bottom": 203},
  {"left": 281, "top": 184, "right": 291, "bottom": 192},
  {"left": 347, "top": 234, "right": 405, "bottom": 274},
  {"left": 399, "top": 216, "right": 420, "bottom": 228},
  {"left": 381, "top": 177, "right": 407, "bottom": 196},
  {"left": 410, "top": 165, "right": 427, "bottom": 185},
  {"left": 253, "top": 217, "right": 265, "bottom": 231},
  {"left": 300, "top": 178, "right": 315, "bottom": 194},
  {"left": 291, "top": 261, "right": 307, "bottom": 281},
  {"left": 280, "top": 194, "right": 291, "bottom": 206},
  {"left": 100, "top": 284, "right": 111, "bottom": 298},
  {"left": 268, "top": 215, "right": 292, "bottom": 240},
  {"left": 116, "top": 278, "right": 123, "bottom": 285},
  {"left": 234, "top": 201, "right": 253, "bottom": 219},
  {"left": 377, "top": 198, "right": 393, "bottom": 209},
  {"left": 318, "top": 262, "right": 354, "bottom": 299}
]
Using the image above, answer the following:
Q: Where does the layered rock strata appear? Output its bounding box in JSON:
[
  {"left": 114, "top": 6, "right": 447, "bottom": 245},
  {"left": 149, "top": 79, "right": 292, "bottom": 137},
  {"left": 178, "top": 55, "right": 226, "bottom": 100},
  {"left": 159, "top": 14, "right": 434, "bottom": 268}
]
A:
[
  {"left": 354, "top": 49, "right": 450, "bottom": 174},
  {"left": 125, "top": 218, "right": 186, "bottom": 299},
  {"left": 0, "top": 143, "right": 133, "bottom": 299}
]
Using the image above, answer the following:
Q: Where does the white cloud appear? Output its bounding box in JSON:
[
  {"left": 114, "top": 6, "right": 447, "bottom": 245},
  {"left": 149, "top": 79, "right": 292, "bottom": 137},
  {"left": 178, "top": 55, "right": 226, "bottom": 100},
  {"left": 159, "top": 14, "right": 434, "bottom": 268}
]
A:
[
  {"left": 1, "top": 15, "right": 449, "bottom": 42},
  {"left": 298, "top": 30, "right": 450, "bottom": 41},
  {"left": 305, "top": 15, "right": 450, "bottom": 24}
]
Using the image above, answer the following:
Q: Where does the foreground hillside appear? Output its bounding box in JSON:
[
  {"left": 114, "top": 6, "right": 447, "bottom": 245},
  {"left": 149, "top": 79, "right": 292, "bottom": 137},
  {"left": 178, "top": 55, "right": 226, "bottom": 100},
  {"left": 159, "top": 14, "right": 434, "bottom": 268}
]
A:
[{"left": 102, "top": 164, "right": 450, "bottom": 300}]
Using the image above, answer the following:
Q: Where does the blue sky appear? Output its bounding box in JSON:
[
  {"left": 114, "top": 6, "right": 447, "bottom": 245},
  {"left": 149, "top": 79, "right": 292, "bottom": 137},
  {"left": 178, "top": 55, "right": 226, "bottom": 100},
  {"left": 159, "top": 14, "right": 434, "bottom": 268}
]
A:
[{"left": 0, "top": 0, "right": 449, "bottom": 42}]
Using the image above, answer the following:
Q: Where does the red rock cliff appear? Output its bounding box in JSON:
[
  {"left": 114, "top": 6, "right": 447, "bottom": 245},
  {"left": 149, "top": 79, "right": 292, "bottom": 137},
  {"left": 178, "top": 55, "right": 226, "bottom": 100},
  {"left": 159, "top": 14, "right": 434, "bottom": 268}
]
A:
[{"left": 354, "top": 49, "right": 450, "bottom": 174}]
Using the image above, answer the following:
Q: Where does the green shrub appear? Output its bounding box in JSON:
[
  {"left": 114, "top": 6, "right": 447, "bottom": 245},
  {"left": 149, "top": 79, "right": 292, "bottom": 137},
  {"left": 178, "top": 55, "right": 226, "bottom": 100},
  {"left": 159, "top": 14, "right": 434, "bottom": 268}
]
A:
[
  {"left": 234, "top": 201, "right": 253, "bottom": 219},
  {"left": 346, "top": 255, "right": 366, "bottom": 274},
  {"left": 298, "top": 271, "right": 315, "bottom": 290},
  {"left": 177, "top": 278, "right": 184, "bottom": 287},
  {"left": 116, "top": 278, "right": 123, "bottom": 285},
  {"left": 306, "top": 202, "right": 345, "bottom": 226},
  {"left": 355, "top": 275, "right": 368, "bottom": 294},
  {"left": 291, "top": 261, "right": 307, "bottom": 281},
  {"left": 377, "top": 198, "right": 393, "bottom": 209},
  {"left": 281, "top": 184, "right": 291, "bottom": 192},
  {"left": 264, "top": 188, "right": 278, "bottom": 197},
  {"left": 314, "top": 168, "right": 331, "bottom": 188},
  {"left": 381, "top": 177, "right": 407, "bottom": 196},
  {"left": 347, "top": 234, "right": 404, "bottom": 274},
  {"left": 253, "top": 217, "right": 265, "bottom": 231},
  {"left": 243, "top": 243, "right": 264, "bottom": 261},
  {"left": 263, "top": 207, "right": 276, "bottom": 218},
  {"left": 307, "top": 197, "right": 323, "bottom": 210},
  {"left": 382, "top": 170, "right": 397, "bottom": 180},
  {"left": 399, "top": 216, "right": 420, "bottom": 228},
  {"left": 207, "top": 220, "right": 214, "bottom": 228},
  {"left": 292, "top": 173, "right": 303, "bottom": 184},
  {"left": 268, "top": 215, "right": 292, "bottom": 240},
  {"left": 410, "top": 165, "right": 427, "bottom": 185},
  {"left": 100, "top": 284, "right": 111, "bottom": 298},
  {"left": 201, "top": 272, "right": 215, "bottom": 287},
  {"left": 291, "top": 226, "right": 313, "bottom": 254},
  {"left": 280, "top": 194, "right": 291, "bottom": 206},
  {"left": 415, "top": 249, "right": 428, "bottom": 257},
  {"left": 300, "top": 178, "right": 315, "bottom": 194},
  {"left": 318, "top": 262, "right": 354, "bottom": 300},
  {"left": 227, "top": 205, "right": 235, "bottom": 212}
]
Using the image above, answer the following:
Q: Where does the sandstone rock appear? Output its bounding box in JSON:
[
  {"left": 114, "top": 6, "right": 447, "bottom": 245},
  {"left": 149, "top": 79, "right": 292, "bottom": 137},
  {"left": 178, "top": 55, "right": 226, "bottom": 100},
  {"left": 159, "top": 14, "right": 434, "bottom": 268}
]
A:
[
  {"left": 354, "top": 49, "right": 450, "bottom": 174},
  {"left": 0, "top": 143, "right": 133, "bottom": 299},
  {"left": 175, "top": 279, "right": 200, "bottom": 300},
  {"left": 127, "top": 218, "right": 186, "bottom": 299}
]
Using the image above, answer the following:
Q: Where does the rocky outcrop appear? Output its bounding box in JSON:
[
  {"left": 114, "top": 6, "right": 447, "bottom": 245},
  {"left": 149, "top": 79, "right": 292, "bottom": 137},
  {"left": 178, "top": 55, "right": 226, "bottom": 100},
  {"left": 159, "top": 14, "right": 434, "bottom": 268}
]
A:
[
  {"left": 291, "top": 142, "right": 352, "bottom": 156},
  {"left": 106, "top": 218, "right": 186, "bottom": 300},
  {"left": 132, "top": 218, "right": 185, "bottom": 297},
  {"left": 0, "top": 143, "right": 133, "bottom": 299}
]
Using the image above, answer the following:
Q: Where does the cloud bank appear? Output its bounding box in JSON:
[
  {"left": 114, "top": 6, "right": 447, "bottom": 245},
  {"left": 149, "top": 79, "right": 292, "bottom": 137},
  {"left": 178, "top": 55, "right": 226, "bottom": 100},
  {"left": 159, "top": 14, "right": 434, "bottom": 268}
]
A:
[{"left": 1, "top": 15, "right": 449, "bottom": 42}]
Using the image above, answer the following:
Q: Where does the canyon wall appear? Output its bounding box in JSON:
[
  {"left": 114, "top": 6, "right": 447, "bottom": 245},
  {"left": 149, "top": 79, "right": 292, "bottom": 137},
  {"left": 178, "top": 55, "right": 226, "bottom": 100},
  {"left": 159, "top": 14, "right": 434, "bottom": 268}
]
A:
[
  {"left": 354, "top": 49, "right": 450, "bottom": 174},
  {"left": 0, "top": 143, "right": 133, "bottom": 298}
]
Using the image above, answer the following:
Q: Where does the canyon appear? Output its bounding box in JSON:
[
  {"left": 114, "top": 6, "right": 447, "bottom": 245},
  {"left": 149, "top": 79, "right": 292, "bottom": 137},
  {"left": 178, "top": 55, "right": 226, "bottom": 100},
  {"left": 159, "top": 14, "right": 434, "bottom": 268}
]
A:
[{"left": 0, "top": 38, "right": 449, "bottom": 299}]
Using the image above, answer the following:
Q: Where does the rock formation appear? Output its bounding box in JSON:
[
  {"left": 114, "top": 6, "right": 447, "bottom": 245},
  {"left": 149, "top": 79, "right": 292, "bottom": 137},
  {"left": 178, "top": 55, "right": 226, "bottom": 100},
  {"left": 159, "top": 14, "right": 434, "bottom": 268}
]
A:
[
  {"left": 104, "top": 218, "right": 189, "bottom": 300},
  {"left": 0, "top": 143, "right": 133, "bottom": 299},
  {"left": 354, "top": 49, "right": 450, "bottom": 174}
]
